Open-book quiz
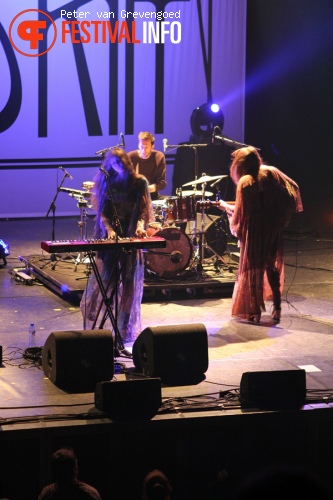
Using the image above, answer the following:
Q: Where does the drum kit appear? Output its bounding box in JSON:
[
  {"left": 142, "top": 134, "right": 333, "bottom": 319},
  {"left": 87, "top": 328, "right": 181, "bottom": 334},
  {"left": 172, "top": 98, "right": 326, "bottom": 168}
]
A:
[
  {"left": 60, "top": 173, "right": 229, "bottom": 278},
  {"left": 145, "top": 173, "right": 228, "bottom": 278}
]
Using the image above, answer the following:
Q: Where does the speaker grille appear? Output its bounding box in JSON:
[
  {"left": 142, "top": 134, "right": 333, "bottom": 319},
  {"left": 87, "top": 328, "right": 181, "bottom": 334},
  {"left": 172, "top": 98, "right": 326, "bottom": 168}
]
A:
[
  {"left": 240, "top": 369, "right": 306, "bottom": 409},
  {"left": 133, "top": 323, "right": 208, "bottom": 385},
  {"left": 42, "top": 329, "right": 114, "bottom": 392},
  {"left": 95, "top": 378, "right": 162, "bottom": 420}
]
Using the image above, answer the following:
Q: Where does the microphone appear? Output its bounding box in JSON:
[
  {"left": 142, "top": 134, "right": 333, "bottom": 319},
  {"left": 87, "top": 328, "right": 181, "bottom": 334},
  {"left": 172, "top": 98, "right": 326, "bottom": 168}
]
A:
[
  {"left": 212, "top": 126, "right": 220, "bottom": 145},
  {"left": 100, "top": 166, "right": 109, "bottom": 178},
  {"left": 163, "top": 138, "right": 168, "bottom": 153},
  {"left": 120, "top": 133, "right": 125, "bottom": 148},
  {"left": 58, "top": 166, "right": 73, "bottom": 180}
]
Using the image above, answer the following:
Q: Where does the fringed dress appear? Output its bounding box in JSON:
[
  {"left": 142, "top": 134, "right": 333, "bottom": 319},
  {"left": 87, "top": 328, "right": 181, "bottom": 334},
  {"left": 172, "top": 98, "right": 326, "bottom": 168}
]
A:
[{"left": 229, "top": 166, "right": 303, "bottom": 320}]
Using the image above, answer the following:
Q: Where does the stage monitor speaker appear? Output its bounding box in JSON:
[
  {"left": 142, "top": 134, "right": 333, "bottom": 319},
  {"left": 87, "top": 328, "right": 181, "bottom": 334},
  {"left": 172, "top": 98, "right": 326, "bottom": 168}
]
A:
[
  {"left": 42, "top": 329, "right": 114, "bottom": 392},
  {"left": 240, "top": 369, "right": 306, "bottom": 409},
  {"left": 95, "top": 378, "right": 162, "bottom": 421},
  {"left": 132, "top": 323, "right": 208, "bottom": 385}
]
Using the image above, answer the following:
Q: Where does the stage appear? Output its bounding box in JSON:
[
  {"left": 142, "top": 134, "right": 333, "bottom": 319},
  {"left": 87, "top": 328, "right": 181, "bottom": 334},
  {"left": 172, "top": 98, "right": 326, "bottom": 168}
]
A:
[{"left": 1, "top": 216, "right": 333, "bottom": 500}]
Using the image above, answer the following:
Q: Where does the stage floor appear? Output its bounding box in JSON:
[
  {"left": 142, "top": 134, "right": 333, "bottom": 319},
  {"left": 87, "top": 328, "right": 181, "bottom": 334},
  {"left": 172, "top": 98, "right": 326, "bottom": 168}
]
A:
[{"left": 1, "top": 216, "right": 333, "bottom": 499}]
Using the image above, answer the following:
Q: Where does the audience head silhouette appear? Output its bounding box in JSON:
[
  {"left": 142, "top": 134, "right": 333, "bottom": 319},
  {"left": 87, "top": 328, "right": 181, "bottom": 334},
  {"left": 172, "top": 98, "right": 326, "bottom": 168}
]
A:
[
  {"left": 142, "top": 469, "right": 173, "bottom": 500},
  {"left": 50, "top": 447, "right": 78, "bottom": 485},
  {"left": 38, "top": 447, "right": 101, "bottom": 500}
]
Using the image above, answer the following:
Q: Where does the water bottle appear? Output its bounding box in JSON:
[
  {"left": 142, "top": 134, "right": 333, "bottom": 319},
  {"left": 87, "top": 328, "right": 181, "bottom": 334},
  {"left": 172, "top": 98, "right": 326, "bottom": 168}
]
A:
[{"left": 28, "top": 323, "right": 36, "bottom": 347}]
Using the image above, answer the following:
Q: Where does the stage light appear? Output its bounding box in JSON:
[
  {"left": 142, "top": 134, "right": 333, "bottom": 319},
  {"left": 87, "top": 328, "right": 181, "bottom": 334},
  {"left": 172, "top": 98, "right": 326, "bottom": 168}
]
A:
[
  {"left": 210, "top": 103, "right": 220, "bottom": 113},
  {"left": 0, "top": 239, "right": 10, "bottom": 266},
  {"left": 190, "top": 103, "right": 224, "bottom": 143}
]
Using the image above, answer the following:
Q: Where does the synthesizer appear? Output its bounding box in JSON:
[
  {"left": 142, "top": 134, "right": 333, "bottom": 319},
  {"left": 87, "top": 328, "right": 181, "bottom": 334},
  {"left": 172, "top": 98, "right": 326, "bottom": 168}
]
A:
[{"left": 41, "top": 237, "right": 166, "bottom": 254}]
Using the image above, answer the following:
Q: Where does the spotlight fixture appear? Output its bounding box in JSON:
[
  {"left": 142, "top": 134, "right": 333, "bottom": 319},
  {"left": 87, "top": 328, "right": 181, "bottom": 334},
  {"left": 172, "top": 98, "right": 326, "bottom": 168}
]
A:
[
  {"left": 190, "top": 103, "right": 224, "bottom": 143},
  {"left": 0, "top": 239, "right": 10, "bottom": 266}
]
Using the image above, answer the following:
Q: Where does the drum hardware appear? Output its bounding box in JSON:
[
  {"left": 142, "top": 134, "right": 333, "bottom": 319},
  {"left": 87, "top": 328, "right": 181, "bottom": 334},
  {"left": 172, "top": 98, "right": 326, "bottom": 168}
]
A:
[
  {"left": 57, "top": 187, "right": 93, "bottom": 273},
  {"left": 160, "top": 138, "right": 232, "bottom": 275},
  {"left": 145, "top": 173, "right": 229, "bottom": 278},
  {"left": 166, "top": 195, "right": 196, "bottom": 223},
  {"left": 74, "top": 197, "right": 92, "bottom": 273},
  {"left": 182, "top": 174, "right": 229, "bottom": 273},
  {"left": 152, "top": 199, "right": 168, "bottom": 207},
  {"left": 59, "top": 187, "right": 92, "bottom": 200},
  {"left": 192, "top": 202, "right": 227, "bottom": 271},
  {"left": 82, "top": 181, "right": 95, "bottom": 193},
  {"left": 202, "top": 214, "right": 230, "bottom": 270},
  {"left": 57, "top": 188, "right": 92, "bottom": 275},
  {"left": 145, "top": 227, "right": 192, "bottom": 278}
]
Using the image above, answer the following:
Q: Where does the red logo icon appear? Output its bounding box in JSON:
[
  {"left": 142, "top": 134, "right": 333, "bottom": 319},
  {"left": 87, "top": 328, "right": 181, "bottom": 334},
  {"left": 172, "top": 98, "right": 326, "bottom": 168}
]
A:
[{"left": 9, "top": 9, "right": 57, "bottom": 57}]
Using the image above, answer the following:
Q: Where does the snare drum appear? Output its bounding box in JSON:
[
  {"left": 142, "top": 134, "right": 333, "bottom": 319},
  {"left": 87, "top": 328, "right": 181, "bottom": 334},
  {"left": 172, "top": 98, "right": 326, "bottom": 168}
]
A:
[
  {"left": 167, "top": 195, "right": 196, "bottom": 222},
  {"left": 145, "top": 227, "right": 192, "bottom": 277},
  {"left": 146, "top": 222, "right": 163, "bottom": 237}
]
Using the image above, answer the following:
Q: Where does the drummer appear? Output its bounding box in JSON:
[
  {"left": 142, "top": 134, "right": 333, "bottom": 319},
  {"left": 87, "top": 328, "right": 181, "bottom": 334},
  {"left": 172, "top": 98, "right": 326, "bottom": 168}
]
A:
[{"left": 128, "top": 131, "right": 167, "bottom": 201}]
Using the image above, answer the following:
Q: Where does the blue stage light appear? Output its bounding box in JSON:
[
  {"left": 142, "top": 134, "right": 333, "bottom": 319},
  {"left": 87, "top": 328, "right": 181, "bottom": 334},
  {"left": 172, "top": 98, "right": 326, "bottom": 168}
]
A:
[{"left": 0, "top": 239, "right": 10, "bottom": 266}]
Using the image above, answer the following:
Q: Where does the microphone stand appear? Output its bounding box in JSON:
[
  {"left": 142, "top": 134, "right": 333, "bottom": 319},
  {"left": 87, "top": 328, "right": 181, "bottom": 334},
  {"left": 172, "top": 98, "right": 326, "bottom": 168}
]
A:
[
  {"left": 45, "top": 170, "right": 69, "bottom": 240},
  {"left": 95, "top": 135, "right": 126, "bottom": 156},
  {"left": 42, "top": 171, "right": 69, "bottom": 269},
  {"left": 214, "top": 133, "right": 260, "bottom": 151}
]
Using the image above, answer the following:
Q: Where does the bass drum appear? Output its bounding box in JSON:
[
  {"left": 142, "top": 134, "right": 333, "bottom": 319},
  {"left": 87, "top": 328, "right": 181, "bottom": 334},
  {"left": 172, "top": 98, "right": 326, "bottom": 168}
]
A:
[{"left": 145, "top": 227, "right": 192, "bottom": 277}]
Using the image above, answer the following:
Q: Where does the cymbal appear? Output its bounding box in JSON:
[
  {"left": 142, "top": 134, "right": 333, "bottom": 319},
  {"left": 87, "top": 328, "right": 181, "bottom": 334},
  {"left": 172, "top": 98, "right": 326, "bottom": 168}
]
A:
[
  {"left": 182, "top": 174, "right": 228, "bottom": 187},
  {"left": 181, "top": 190, "right": 214, "bottom": 197},
  {"left": 152, "top": 199, "right": 168, "bottom": 206}
]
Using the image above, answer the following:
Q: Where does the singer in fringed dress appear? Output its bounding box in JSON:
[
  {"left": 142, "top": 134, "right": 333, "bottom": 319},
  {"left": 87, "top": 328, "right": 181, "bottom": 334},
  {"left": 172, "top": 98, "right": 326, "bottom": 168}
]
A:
[
  {"left": 219, "top": 146, "right": 303, "bottom": 324},
  {"left": 80, "top": 147, "right": 154, "bottom": 343}
]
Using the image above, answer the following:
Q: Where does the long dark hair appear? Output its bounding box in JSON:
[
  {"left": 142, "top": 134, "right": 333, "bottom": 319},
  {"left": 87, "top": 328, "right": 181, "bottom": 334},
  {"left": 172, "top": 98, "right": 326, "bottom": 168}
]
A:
[
  {"left": 229, "top": 146, "right": 263, "bottom": 184},
  {"left": 92, "top": 147, "right": 135, "bottom": 209}
]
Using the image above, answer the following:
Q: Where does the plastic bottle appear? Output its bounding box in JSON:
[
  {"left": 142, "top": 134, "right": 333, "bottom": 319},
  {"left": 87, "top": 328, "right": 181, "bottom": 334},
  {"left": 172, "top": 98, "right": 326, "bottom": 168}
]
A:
[{"left": 28, "top": 323, "right": 36, "bottom": 347}]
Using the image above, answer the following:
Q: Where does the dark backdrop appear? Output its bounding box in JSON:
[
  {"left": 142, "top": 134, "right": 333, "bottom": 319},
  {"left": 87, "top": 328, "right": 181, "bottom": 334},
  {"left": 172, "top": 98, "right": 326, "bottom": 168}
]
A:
[
  {"left": 245, "top": 0, "right": 333, "bottom": 233},
  {"left": 172, "top": 143, "right": 236, "bottom": 202}
]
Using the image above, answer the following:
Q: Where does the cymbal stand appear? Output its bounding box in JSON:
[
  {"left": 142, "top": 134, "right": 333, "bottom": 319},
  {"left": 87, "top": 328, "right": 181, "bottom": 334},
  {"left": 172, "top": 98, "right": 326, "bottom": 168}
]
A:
[
  {"left": 187, "top": 180, "right": 206, "bottom": 274},
  {"left": 74, "top": 197, "right": 90, "bottom": 273},
  {"left": 200, "top": 211, "right": 228, "bottom": 268},
  {"left": 201, "top": 191, "right": 225, "bottom": 265},
  {"left": 191, "top": 180, "right": 227, "bottom": 272}
]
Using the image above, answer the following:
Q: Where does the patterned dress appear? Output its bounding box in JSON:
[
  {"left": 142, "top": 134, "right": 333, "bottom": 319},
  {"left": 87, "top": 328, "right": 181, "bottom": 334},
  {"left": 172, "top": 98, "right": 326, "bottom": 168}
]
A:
[{"left": 80, "top": 173, "right": 154, "bottom": 342}]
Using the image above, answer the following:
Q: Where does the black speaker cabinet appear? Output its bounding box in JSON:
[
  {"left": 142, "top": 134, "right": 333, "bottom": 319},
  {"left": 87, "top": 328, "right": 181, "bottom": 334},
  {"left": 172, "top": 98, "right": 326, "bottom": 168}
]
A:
[
  {"left": 240, "top": 369, "right": 306, "bottom": 409},
  {"left": 132, "top": 323, "right": 209, "bottom": 385},
  {"left": 95, "top": 378, "right": 162, "bottom": 421},
  {"left": 42, "top": 329, "right": 114, "bottom": 392}
]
